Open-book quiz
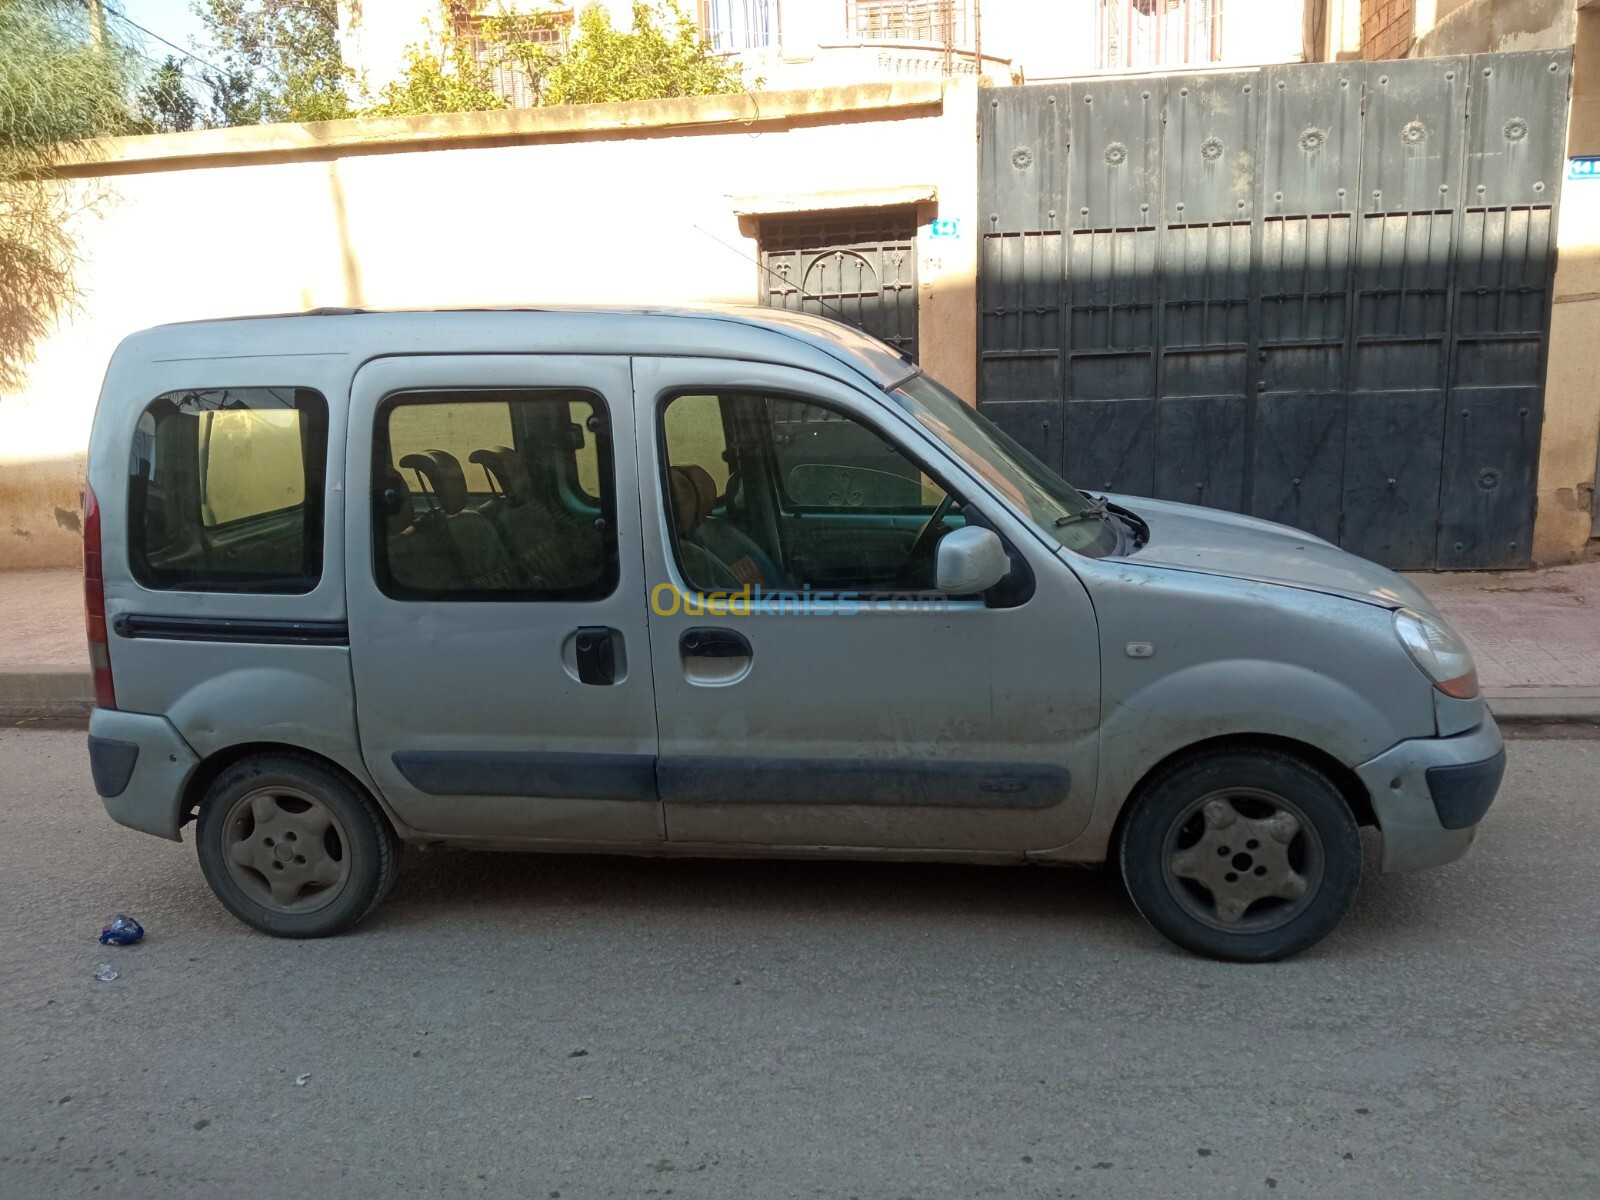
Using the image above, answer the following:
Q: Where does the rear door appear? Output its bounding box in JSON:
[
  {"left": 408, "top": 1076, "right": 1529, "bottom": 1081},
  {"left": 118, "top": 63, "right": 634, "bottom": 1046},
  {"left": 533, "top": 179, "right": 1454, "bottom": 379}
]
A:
[{"left": 345, "top": 355, "right": 660, "bottom": 843}]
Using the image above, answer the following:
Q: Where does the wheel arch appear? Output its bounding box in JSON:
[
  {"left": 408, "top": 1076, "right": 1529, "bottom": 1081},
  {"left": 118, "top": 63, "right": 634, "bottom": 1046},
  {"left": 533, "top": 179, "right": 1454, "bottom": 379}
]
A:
[
  {"left": 179, "top": 741, "right": 398, "bottom": 836},
  {"left": 1107, "top": 733, "right": 1379, "bottom": 860}
]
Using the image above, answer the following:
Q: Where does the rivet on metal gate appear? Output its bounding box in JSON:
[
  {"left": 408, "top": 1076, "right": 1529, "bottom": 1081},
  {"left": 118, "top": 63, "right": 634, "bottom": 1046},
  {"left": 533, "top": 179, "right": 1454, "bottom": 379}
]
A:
[
  {"left": 990, "top": 213, "right": 998, "bottom": 223},
  {"left": 1238, "top": 200, "right": 1246, "bottom": 208},
  {"left": 1081, "top": 206, "right": 1090, "bottom": 215},
  {"left": 1379, "top": 75, "right": 1389, "bottom": 85},
  {"left": 1012, "top": 146, "right": 1035, "bottom": 169},
  {"left": 1104, "top": 141, "right": 1128, "bottom": 165},
  {"left": 1085, "top": 95, "right": 1093, "bottom": 104},
  {"left": 1461, "top": 409, "right": 1471, "bottom": 417},
  {"left": 1047, "top": 95, "right": 1057, "bottom": 104},
  {"left": 1446, "top": 72, "right": 1455, "bottom": 80},
  {"left": 1201, "top": 136, "right": 1224, "bottom": 161},
  {"left": 1337, "top": 188, "right": 1347, "bottom": 198},
  {"left": 1440, "top": 184, "right": 1449, "bottom": 192},
  {"left": 1484, "top": 67, "right": 1493, "bottom": 77},
  {"left": 1300, "top": 127, "right": 1326, "bottom": 152},
  {"left": 1551, "top": 62, "right": 1561, "bottom": 72},
  {"left": 1274, "top": 191, "right": 1284, "bottom": 201},
  {"left": 1176, "top": 201, "right": 1186, "bottom": 210},
  {"left": 1478, "top": 469, "right": 1501, "bottom": 490},
  {"left": 1456, "top": 542, "right": 1464, "bottom": 550},
  {"left": 990, "top": 98, "right": 999, "bottom": 108},
  {"left": 1504, "top": 117, "right": 1529, "bottom": 142},
  {"left": 1277, "top": 80, "right": 1286, "bottom": 90},
  {"left": 1373, "top": 190, "right": 1382, "bottom": 199},
  {"left": 1142, "top": 90, "right": 1150, "bottom": 99},
  {"left": 1243, "top": 85, "right": 1251, "bottom": 94},
  {"left": 1048, "top": 209, "right": 1056, "bottom": 220},
  {"left": 1387, "top": 478, "right": 1396, "bottom": 487},
  {"left": 1519, "top": 406, "right": 1529, "bottom": 416},
  {"left": 1181, "top": 87, "right": 1189, "bottom": 96},
  {"left": 1401, "top": 121, "right": 1428, "bottom": 144},
  {"left": 1140, "top": 203, "right": 1149, "bottom": 212},
  {"left": 1292, "top": 477, "right": 1302, "bottom": 487},
  {"left": 1477, "top": 184, "right": 1487, "bottom": 193},
  {"left": 1534, "top": 182, "right": 1546, "bottom": 192},
  {"left": 1340, "top": 79, "right": 1348, "bottom": 88}
]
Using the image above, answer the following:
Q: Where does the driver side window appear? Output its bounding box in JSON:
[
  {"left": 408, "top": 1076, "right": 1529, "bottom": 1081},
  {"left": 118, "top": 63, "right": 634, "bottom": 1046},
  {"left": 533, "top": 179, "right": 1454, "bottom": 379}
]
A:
[{"left": 660, "top": 392, "right": 965, "bottom": 595}]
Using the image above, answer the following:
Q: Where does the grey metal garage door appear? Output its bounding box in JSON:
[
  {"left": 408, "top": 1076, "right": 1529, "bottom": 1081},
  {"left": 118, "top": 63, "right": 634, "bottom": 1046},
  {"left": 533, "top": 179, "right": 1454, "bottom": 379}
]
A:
[{"left": 978, "top": 50, "right": 1571, "bottom": 569}]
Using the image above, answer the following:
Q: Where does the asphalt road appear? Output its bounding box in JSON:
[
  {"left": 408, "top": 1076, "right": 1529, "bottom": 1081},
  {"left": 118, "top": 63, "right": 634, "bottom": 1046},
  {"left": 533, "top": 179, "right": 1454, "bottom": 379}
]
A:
[{"left": 2, "top": 729, "right": 1597, "bottom": 1200}]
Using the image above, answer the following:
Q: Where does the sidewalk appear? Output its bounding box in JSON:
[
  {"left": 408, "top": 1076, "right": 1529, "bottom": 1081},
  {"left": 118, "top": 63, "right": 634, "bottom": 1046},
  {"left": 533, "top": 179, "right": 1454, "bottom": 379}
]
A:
[{"left": 2, "top": 562, "right": 1597, "bottom": 722}]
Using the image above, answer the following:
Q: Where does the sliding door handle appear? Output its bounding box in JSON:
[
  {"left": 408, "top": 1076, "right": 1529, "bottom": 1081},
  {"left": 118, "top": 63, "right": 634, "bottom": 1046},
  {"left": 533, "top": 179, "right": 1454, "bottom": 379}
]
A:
[{"left": 574, "top": 626, "right": 616, "bottom": 685}]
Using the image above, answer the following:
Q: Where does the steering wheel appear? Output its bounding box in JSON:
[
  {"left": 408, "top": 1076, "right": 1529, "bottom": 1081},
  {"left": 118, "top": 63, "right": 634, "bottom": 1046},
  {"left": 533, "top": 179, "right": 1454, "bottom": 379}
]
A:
[{"left": 905, "top": 492, "right": 958, "bottom": 568}]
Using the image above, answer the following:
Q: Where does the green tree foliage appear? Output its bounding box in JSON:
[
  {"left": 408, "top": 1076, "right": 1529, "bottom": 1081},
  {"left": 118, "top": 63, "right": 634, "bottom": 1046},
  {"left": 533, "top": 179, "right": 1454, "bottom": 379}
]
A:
[
  {"left": 136, "top": 56, "right": 203, "bottom": 133},
  {"left": 360, "top": 35, "right": 506, "bottom": 117},
  {"left": 195, "top": 0, "right": 352, "bottom": 125},
  {"left": 543, "top": 2, "right": 751, "bottom": 106},
  {"left": 0, "top": 0, "right": 140, "bottom": 391},
  {"left": 363, "top": 1, "right": 753, "bottom": 117}
]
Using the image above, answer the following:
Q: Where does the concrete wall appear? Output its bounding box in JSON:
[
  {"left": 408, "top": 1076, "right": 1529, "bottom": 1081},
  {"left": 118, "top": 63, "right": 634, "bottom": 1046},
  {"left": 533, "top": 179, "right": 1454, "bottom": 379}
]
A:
[
  {"left": 0, "top": 83, "right": 978, "bottom": 569},
  {"left": 1413, "top": 0, "right": 1577, "bottom": 55}
]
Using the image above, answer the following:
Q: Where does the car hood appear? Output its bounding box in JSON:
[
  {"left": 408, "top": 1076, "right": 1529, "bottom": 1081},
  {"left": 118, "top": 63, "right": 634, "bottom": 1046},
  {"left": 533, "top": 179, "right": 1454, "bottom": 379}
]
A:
[{"left": 1103, "top": 495, "right": 1434, "bottom": 611}]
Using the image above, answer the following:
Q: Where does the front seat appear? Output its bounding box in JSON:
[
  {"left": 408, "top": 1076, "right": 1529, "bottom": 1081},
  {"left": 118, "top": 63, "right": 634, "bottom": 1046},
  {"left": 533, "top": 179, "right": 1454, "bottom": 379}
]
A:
[
  {"left": 398, "top": 449, "right": 522, "bottom": 590},
  {"left": 670, "top": 464, "right": 780, "bottom": 588}
]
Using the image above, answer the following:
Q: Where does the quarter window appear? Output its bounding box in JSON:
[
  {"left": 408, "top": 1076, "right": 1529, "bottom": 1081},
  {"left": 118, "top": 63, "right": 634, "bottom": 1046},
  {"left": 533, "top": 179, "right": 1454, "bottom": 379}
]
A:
[
  {"left": 375, "top": 389, "right": 616, "bottom": 601},
  {"left": 128, "top": 387, "right": 327, "bottom": 593}
]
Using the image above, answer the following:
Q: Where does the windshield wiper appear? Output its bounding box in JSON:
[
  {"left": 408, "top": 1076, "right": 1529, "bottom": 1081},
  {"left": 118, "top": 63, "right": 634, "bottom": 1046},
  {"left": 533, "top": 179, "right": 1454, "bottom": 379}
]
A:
[{"left": 1054, "top": 494, "right": 1110, "bottom": 527}]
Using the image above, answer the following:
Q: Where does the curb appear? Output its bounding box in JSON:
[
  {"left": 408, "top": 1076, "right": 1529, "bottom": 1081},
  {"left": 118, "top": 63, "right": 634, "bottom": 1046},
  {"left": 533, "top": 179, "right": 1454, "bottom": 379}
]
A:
[
  {"left": 0, "top": 667, "right": 93, "bottom": 721},
  {"left": 4, "top": 669, "right": 1599, "bottom": 727}
]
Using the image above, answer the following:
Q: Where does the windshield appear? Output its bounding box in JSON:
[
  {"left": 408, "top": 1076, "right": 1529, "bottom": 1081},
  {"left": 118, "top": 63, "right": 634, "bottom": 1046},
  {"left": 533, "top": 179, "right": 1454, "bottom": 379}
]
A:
[{"left": 888, "top": 373, "right": 1121, "bottom": 556}]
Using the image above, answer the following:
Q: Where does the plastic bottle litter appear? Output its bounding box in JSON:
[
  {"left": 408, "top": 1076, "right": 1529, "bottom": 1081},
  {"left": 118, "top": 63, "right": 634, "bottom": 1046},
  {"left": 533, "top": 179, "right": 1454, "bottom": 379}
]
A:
[
  {"left": 99, "top": 914, "right": 145, "bottom": 946},
  {"left": 94, "top": 962, "right": 119, "bottom": 982}
]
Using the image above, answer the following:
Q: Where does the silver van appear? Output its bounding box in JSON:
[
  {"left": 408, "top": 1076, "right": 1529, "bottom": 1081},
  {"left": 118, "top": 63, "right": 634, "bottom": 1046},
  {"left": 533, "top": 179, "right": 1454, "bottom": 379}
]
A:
[{"left": 84, "top": 307, "right": 1503, "bottom": 961}]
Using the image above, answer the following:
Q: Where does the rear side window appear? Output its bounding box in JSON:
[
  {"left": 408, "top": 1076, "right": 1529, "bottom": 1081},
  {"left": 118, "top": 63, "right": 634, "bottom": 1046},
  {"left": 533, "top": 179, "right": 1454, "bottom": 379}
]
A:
[
  {"left": 374, "top": 388, "right": 617, "bottom": 601},
  {"left": 128, "top": 388, "right": 328, "bottom": 593}
]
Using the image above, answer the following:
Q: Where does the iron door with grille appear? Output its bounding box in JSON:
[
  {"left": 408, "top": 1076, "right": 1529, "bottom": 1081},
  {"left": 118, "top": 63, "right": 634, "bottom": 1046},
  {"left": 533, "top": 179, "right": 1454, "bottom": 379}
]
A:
[
  {"left": 759, "top": 210, "right": 920, "bottom": 360},
  {"left": 978, "top": 50, "right": 1571, "bottom": 569}
]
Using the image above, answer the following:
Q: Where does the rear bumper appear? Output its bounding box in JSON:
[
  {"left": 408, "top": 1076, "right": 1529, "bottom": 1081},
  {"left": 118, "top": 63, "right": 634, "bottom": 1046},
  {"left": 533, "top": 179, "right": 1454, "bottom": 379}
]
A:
[
  {"left": 1355, "top": 716, "right": 1505, "bottom": 873},
  {"left": 88, "top": 708, "right": 198, "bottom": 842}
]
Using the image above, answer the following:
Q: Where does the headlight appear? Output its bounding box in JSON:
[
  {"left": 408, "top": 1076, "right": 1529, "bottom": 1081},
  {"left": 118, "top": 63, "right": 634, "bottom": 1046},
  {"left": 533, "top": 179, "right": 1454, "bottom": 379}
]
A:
[{"left": 1393, "top": 608, "right": 1479, "bottom": 699}]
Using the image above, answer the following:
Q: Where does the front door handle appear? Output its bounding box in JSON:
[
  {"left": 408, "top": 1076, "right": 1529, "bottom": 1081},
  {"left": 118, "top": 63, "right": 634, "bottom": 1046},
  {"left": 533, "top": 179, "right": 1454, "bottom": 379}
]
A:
[
  {"left": 680, "top": 627, "right": 751, "bottom": 659},
  {"left": 574, "top": 626, "right": 616, "bottom": 685}
]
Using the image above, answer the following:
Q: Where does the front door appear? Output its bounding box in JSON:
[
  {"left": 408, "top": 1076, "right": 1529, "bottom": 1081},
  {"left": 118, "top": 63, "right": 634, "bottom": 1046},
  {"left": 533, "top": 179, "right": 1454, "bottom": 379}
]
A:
[
  {"left": 346, "top": 355, "right": 660, "bottom": 843},
  {"left": 634, "top": 356, "right": 1101, "bottom": 855}
]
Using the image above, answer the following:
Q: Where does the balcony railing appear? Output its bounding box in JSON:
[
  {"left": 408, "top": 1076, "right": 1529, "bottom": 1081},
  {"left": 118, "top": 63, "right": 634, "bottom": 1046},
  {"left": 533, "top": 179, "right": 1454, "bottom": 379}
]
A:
[
  {"left": 1098, "top": 0, "right": 1224, "bottom": 71},
  {"left": 847, "top": 0, "right": 971, "bottom": 48},
  {"left": 700, "top": 0, "right": 777, "bottom": 51}
]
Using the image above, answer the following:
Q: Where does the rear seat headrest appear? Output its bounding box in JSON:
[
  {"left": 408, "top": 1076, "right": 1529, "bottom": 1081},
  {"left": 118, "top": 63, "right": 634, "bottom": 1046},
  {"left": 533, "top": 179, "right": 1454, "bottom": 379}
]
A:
[
  {"left": 399, "top": 449, "right": 470, "bottom": 516},
  {"left": 468, "top": 446, "right": 532, "bottom": 504}
]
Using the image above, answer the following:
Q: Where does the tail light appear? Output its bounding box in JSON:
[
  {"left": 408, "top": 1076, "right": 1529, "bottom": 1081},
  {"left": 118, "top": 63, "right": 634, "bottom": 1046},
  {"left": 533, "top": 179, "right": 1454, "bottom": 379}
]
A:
[{"left": 83, "top": 484, "right": 117, "bottom": 710}]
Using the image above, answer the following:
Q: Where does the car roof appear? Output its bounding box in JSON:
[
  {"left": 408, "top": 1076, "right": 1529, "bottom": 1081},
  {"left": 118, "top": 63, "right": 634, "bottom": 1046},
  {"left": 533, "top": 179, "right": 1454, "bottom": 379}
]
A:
[{"left": 119, "top": 305, "right": 918, "bottom": 392}]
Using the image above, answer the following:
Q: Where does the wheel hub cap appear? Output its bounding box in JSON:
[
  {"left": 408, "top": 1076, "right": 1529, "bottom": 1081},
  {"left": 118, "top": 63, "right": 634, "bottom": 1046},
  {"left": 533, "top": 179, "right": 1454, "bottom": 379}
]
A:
[{"left": 223, "top": 787, "right": 350, "bottom": 913}]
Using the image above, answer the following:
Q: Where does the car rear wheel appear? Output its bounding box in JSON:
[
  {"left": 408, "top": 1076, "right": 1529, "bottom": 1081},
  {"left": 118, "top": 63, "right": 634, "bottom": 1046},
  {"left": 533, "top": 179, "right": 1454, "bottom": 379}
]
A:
[
  {"left": 1118, "top": 748, "right": 1362, "bottom": 962},
  {"left": 196, "top": 754, "right": 398, "bottom": 938}
]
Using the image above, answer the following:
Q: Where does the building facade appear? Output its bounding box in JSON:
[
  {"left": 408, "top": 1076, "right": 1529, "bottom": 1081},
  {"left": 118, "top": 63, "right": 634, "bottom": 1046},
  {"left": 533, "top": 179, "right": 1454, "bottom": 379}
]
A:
[{"left": 338, "top": 0, "right": 1321, "bottom": 101}]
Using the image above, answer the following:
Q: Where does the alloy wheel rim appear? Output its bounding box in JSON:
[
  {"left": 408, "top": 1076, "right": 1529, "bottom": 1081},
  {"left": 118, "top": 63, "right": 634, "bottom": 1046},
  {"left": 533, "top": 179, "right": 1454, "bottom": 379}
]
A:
[
  {"left": 1159, "top": 787, "right": 1325, "bottom": 934},
  {"left": 221, "top": 785, "right": 351, "bottom": 914}
]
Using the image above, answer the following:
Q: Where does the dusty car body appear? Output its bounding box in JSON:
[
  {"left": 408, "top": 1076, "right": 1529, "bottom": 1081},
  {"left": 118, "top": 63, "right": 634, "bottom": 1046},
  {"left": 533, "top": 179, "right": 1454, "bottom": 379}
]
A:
[{"left": 84, "top": 307, "right": 1503, "bottom": 960}]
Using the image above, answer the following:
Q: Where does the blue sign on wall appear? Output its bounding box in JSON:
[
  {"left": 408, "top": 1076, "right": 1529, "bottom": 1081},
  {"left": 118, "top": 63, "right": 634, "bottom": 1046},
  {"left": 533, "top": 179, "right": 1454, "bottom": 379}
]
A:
[
  {"left": 1568, "top": 157, "right": 1600, "bottom": 180},
  {"left": 928, "top": 219, "right": 961, "bottom": 239}
]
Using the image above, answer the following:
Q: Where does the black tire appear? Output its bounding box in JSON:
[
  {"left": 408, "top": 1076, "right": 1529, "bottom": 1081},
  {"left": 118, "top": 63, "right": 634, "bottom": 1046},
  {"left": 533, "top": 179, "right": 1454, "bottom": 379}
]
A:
[
  {"left": 1118, "top": 748, "right": 1362, "bottom": 962},
  {"left": 195, "top": 753, "right": 398, "bottom": 938}
]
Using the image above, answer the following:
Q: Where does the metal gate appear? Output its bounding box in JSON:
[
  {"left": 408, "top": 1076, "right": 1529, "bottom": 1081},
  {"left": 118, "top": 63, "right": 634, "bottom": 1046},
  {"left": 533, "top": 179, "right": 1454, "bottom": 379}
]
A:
[
  {"left": 978, "top": 50, "right": 1571, "bottom": 569},
  {"left": 759, "top": 209, "right": 920, "bottom": 360}
]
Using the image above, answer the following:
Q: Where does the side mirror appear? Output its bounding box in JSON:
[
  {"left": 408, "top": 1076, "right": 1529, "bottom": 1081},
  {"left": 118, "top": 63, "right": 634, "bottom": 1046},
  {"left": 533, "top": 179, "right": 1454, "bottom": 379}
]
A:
[{"left": 936, "top": 526, "right": 1010, "bottom": 595}]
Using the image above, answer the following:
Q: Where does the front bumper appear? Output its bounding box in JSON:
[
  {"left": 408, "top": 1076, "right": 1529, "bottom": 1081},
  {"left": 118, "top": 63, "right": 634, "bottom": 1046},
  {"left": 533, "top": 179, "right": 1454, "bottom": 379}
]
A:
[
  {"left": 1354, "top": 716, "right": 1505, "bottom": 873},
  {"left": 88, "top": 708, "right": 199, "bottom": 842}
]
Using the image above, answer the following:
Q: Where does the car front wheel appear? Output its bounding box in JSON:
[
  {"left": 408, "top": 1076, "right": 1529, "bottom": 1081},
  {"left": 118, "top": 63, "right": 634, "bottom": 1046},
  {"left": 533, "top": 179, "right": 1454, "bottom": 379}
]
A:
[{"left": 1118, "top": 748, "right": 1362, "bottom": 962}]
